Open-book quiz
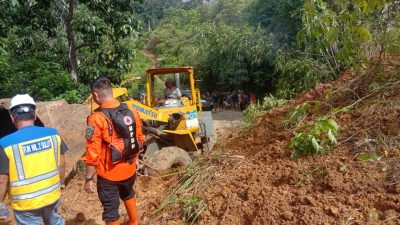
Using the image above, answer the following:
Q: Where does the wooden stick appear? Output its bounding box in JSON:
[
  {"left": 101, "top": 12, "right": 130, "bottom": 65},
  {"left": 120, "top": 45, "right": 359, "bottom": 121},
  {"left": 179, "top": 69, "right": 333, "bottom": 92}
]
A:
[
  {"left": 220, "top": 194, "right": 232, "bottom": 225},
  {"left": 139, "top": 159, "right": 161, "bottom": 175}
]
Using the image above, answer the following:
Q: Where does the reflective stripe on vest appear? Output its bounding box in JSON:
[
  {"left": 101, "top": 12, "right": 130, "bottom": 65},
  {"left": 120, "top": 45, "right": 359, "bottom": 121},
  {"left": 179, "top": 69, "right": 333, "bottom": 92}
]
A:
[
  {"left": 12, "top": 182, "right": 61, "bottom": 200},
  {"left": 10, "top": 169, "right": 60, "bottom": 187},
  {"left": 6, "top": 135, "right": 62, "bottom": 210},
  {"left": 12, "top": 144, "right": 25, "bottom": 181}
]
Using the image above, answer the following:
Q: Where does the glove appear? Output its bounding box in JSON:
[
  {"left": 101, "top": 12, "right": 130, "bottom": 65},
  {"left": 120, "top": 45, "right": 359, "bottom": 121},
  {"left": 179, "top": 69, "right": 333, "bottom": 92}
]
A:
[{"left": 0, "top": 202, "right": 10, "bottom": 220}]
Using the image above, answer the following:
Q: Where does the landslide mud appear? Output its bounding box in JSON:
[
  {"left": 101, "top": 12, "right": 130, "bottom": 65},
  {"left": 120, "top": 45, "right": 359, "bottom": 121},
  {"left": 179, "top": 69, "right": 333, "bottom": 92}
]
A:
[{"left": 199, "top": 72, "right": 400, "bottom": 225}]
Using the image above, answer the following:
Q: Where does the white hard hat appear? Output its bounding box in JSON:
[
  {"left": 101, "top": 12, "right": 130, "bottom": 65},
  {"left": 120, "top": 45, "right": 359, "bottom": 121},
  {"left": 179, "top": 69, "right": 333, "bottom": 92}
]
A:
[{"left": 10, "top": 94, "right": 36, "bottom": 110}]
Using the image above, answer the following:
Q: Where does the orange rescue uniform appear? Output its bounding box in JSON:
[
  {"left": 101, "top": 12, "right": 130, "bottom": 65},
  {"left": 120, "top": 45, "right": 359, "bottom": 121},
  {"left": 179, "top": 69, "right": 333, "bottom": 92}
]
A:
[{"left": 83, "top": 99, "right": 145, "bottom": 181}]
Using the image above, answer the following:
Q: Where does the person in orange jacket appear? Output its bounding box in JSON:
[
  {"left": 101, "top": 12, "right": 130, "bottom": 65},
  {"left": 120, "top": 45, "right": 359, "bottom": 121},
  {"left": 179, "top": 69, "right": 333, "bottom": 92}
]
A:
[{"left": 83, "top": 77, "right": 145, "bottom": 225}]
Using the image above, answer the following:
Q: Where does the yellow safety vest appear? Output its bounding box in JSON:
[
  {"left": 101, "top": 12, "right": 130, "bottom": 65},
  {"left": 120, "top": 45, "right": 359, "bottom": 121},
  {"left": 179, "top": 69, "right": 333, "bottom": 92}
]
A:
[{"left": 3, "top": 135, "right": 61, "bottom": 211}]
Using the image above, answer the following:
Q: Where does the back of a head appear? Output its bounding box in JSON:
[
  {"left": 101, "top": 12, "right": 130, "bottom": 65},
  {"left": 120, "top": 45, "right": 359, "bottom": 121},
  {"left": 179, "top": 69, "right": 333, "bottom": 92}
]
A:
[
  {"left": 92, "top": 77, "right": 113, "bottom": 98},
  {"left": 9, "top": 94, "right": 36, "bottom": 122}
]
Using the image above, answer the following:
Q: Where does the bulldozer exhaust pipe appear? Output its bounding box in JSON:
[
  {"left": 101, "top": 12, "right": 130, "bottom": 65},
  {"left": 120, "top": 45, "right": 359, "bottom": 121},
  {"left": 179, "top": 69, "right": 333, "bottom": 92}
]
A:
[{"left": 175, "top": 73, "right": 180, "bottom": 89}]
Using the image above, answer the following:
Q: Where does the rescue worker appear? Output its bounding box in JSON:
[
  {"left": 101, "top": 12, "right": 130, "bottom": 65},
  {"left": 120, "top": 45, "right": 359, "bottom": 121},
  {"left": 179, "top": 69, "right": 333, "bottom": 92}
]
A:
[
  {"left": 0, "top": 94, "right": 67, "bottom": 225},
  {"left": 83, "top": 77, "right": 144, "bottom": 225},
  {"left": 164, "top": 78, "right": 182, "bottom": 99}
]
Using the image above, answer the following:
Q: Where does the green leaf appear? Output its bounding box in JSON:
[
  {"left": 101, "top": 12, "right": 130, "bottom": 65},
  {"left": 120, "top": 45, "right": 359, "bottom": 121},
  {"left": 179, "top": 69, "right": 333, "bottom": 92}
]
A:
[
  {"left": 353, "top": 26, "right": 372, "bottom": 42},
  {"left": 291, "top": 150, "right": 301, "bottom": 159},
  {"left": 357, "top": 154, "right": 373, "bottom": 161},
  {"left": 327, "top": 119, "right": 339, "bottom": 132},
  {"left": 311, "top": 137, "right": 320, "bottom": 152},
  {"left": 328, "top": 130, "right": 337, "bottom": 145},
  {"left": 357, "top": 153, "right": 381, "bottom": 162}
]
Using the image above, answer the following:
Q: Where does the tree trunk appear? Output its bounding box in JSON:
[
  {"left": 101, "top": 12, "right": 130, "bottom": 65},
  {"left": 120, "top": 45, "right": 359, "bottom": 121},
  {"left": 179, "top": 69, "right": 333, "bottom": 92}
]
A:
[
  {"left": 65, "top": 0, "right": 78, "bottom": 82},
  {"left": 148, "top": 21, "right": 151, "bottom": 32}
]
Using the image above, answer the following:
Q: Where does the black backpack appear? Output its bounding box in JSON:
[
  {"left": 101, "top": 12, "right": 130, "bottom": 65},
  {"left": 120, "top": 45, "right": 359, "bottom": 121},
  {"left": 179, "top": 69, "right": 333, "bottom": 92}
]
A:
[{"left": 100, "top": 103, "right": 140, "bottom": 163}]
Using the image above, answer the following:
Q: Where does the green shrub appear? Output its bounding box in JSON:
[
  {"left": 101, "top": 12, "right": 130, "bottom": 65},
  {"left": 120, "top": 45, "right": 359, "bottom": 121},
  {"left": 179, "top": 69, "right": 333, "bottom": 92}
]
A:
[
  {"left": 290, "top": 117, "right": 339, "bottom": 158},
  {"left": 1, "top": 59, "right": 74, "bottom": 101},
  {"left": 53, "top": 84, "right": 90, "bottom": 104},
  {"left": 275, "top": 55, "right": 331, "bottom": 99},
  {"left": 243, "top": 95, "right": 287, "bottom": 124},
  {"left": 0, "top": 54, "right": 11, "bottom": 97}
]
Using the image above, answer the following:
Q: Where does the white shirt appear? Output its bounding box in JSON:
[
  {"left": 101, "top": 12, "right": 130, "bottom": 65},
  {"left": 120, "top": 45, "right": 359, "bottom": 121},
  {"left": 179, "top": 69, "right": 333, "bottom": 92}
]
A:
[{"left": 164, "top": 87, "right": 182, "bottom": 99}]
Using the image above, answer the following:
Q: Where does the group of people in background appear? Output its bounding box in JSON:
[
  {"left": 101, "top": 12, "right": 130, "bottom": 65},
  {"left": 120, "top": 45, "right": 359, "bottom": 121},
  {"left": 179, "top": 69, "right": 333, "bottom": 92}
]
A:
[{"left": 208, "top": 91, "right": 256, "bottom": 112}]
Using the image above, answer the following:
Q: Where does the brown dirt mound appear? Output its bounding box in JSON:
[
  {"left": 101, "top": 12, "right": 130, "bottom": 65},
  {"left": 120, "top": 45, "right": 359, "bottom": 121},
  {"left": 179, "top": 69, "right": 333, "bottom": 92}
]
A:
[
  {"left": 197, "top": 71, "right": 400, "bottom": 224},
  {"left": 36, "top": 100, "right": 90, "bottom": 175}
]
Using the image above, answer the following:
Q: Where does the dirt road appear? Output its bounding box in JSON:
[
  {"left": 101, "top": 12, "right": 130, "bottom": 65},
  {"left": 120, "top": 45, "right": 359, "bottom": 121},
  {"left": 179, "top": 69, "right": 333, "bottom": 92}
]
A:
[{"left": 212, "top": 111, "right": 243, "bottom": 135}]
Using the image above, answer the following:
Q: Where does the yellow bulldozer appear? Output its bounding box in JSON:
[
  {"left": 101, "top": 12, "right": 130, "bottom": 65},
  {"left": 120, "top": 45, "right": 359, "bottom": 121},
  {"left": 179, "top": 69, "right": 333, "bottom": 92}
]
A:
[{"left": 86, "top": 67, "right": 215, "bottom": 171}]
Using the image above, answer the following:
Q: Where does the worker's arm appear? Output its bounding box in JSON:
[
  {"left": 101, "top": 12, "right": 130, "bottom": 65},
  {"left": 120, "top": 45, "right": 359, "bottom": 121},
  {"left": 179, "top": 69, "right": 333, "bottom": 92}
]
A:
[
  {"left": 0, "top": 174, "right": 9, "bottom": 220},
  {"left": 59, "top": 139, "right": 68, "bottom": 193},
  {"left": 0, "top": 147, "right": 9, "bottom": 220},
  {"left": 60, "top": 154, "right": 66, "bottom": 193},
  {"left": 84, "top": 165, "right": 96, "bottom": 193},
  {"left": 83, "top": 113, "right": 103, "bottom": 193},
  {"left": 0, "top": 174, "right": 8, "bottom": 202},
  {"left": 163, "top": 88, "right": 169, "bottom": 99},
  {"left": 0, "top": 147, "right": 9, "bottom": 202},
  {"left": 85, "top": 165, "right": 97, "bottom": 178},
  {"left": 175, "top": 88, "right": 182, "bottom": 99}
]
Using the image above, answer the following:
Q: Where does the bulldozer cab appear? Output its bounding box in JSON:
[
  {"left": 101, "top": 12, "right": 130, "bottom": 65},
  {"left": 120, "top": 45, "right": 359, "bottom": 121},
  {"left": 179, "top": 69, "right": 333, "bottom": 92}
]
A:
[
  {"left": 145, "top": 67, "right": 201, "bottom": 110},
  {"left": 140, "top": 67, "right": 203, "bottom": 148}
]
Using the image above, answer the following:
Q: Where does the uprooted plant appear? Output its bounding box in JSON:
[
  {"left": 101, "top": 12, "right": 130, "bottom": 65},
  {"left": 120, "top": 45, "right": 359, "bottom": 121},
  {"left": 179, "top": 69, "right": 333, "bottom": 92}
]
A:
[
  {"left": 290, "top": 116, "right": 339, "bottom": 158},
  {"left": 152, "top": 152, "right": 221, "bottom": 223},
  {"left": 182, "top": 196, "right": 208, "bottom": 225},
  {"left": 151, "top": 151, "right": 245, "bottom": 224},
  {"left": 283, "top": 102, "right": 312, "bottom": 128}
]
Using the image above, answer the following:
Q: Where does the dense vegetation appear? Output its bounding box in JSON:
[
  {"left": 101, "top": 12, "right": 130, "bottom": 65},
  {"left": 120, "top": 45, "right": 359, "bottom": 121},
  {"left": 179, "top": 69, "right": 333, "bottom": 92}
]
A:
[{"left": 0, "top": 0, "right": 399, "bottom": 102}]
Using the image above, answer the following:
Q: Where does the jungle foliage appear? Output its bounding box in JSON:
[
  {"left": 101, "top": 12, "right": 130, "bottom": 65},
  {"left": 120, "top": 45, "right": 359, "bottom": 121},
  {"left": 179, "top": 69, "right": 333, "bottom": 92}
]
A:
[
  {"left": 0, "top": 0, "right": 399, "bottom": 102},
  {"left": 146, "top": 0, "right": 400, "bottom": 97}
]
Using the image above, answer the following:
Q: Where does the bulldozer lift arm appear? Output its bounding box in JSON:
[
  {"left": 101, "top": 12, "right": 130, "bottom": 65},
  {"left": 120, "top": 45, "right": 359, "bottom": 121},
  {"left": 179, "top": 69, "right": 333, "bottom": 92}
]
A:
[{"left": 83, "top": 88, "right": 169, "bottom": 122}]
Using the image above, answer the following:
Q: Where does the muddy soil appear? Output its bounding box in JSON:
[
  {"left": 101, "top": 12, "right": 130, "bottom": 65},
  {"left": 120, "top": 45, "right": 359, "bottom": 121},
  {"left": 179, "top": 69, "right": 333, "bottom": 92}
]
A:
[
  {"left": 61, "top": 171, "right": 180, "bottom": 225},
  {"left": 59, "top": 111, "right": 243, "bottom": 225},
  {"left": 198, "top": 72, "right": 400, "bottom": 225},
  {"left": 0, "top": 103, "right": 243, "bottom": 225}
]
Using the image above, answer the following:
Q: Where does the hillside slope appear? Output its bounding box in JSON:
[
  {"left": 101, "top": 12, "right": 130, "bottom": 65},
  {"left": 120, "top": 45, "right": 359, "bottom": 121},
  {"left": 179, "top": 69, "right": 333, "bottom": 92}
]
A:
[{"left": 196, "top": 64, "right": 400, "bottom": 224}]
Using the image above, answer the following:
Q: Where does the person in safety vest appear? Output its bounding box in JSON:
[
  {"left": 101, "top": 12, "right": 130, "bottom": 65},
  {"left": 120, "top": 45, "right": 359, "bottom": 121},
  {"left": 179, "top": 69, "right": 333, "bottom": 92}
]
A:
[
  {"left": 0, "top": 94, "right": 67, "bottom": 225},
  {"left": 83, "top": 77, "right": 144, "bottom": 225}
]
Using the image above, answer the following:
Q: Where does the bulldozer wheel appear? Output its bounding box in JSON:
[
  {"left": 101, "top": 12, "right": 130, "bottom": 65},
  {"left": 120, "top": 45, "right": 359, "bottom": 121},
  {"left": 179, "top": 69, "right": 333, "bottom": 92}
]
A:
[{"left": 145, "top": 146, "right": 192, "bottom": 171}]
